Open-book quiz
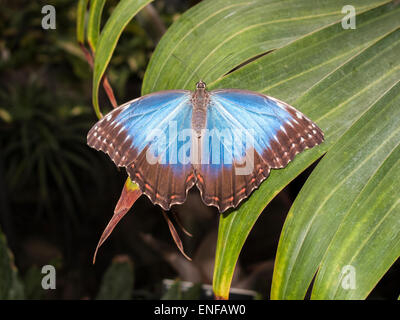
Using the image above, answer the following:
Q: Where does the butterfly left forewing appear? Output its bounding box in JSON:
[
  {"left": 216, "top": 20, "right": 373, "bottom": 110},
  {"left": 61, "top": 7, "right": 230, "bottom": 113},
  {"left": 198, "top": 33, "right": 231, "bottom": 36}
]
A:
[{"left": 87, "top": 90, "right": 197, "bottom": 210}]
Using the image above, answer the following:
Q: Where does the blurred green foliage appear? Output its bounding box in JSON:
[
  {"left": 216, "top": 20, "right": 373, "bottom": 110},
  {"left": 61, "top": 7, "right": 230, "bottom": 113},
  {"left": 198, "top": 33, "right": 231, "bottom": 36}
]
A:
[
  {"left": 1, "top": 225, "right": 137, "bottom": 300},
  {"left": 96, "top": 255, "right": 134, "bottom": 300},
  {"left": 0, "top": 228, "right": 24, "bottom": 299},
  {"left": 161, "top": 279, "right": 203, "bottom": 300},
  {"left": 0, "top": 77, "right": 98, "bottom": 216},
  {"left": 0, "top": 0, "right": 167, "bottom": 218},
  {"left": 0, "top": 0, "right": 197, "bottom": 300},
  {"left": 1, "top": 0, "right": 95, "bottom": 218}
]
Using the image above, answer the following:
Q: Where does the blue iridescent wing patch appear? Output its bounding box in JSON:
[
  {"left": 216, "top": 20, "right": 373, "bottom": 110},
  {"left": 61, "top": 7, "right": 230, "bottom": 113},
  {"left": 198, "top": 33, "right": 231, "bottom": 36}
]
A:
[{"left": 194, "top": 89, "right": 324, "bottom": 212}]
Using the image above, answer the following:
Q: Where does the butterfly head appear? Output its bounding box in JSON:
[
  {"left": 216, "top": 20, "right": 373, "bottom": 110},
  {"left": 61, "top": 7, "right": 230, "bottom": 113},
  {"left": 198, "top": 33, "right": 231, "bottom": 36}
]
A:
[{"left": 196, "top": 80, "right": 206, "bottom": 90}]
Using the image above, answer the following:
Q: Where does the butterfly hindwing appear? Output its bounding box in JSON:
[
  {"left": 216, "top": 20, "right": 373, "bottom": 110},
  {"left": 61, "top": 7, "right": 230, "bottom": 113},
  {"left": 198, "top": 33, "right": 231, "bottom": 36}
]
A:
[{"left": 195, "top": 89, "right": 324, "bottom": 212}]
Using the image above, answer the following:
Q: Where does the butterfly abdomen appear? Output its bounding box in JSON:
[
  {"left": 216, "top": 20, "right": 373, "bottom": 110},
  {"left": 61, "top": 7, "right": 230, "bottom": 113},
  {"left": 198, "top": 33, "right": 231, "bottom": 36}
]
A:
[{"left": 191, "top": 87, "right": 209, "bottom": 136}]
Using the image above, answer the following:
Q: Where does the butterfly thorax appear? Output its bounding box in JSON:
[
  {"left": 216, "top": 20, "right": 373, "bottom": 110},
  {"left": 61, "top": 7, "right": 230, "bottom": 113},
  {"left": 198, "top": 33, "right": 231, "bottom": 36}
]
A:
[{"left": 191, "top": 81, "right": 209, "bottom": 137}]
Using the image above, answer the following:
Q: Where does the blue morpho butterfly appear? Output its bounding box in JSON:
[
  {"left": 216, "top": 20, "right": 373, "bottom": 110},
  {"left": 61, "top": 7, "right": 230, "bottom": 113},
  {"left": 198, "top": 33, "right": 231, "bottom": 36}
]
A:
[{"left": 87, "top": 81, "right": 324, "bottom": 212}]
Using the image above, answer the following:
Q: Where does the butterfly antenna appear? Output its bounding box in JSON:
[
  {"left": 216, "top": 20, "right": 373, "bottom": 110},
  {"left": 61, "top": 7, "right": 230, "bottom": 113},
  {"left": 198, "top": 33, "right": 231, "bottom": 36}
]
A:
[{"left": 171, "top": 53, "right": 202, "bottom": 82}]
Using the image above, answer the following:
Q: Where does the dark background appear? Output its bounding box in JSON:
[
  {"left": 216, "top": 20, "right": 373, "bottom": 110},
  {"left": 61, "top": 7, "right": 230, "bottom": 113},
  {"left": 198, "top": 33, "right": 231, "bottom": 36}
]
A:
[{"left": 0, "top": 0, "right": 398, "bottom": 299}]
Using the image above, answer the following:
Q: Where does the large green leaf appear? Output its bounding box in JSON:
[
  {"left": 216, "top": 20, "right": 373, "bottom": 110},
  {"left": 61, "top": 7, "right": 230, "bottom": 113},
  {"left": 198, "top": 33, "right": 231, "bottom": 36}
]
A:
[
  {"left": 142, "top": 0, "right": 388, "bottom": 94},
  {"left": 87, "top": 0, "right": 106, "bottom": 52},
  {"left": 140, "top": 0, "right": 399, "bottom": 299},
  {"left": 272, "top": 44, "right": 400, "bottom": 299},
  {"left": 214, "top": 4, "right": 400, "bottom": 299},
  {"left": 313, "top": 123, "right": 400, "bottom": 299},
  {"left": 76, "top": 0, "right": 89, "bottom": 44},
  {"left": 92, "top": 0, "right": 153, "bottom": 118}
]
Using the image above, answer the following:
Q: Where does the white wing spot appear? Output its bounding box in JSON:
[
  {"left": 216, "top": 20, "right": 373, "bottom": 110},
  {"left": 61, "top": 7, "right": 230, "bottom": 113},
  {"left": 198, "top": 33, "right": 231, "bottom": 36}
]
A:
[
  {"left": 300, "top": 137, "right": 305, "bottom": 143},
  {"left": 296, "top": 111, "right": 303, "bottom": 119},
  {"left": 118, "top": 126, "right": 126, "bottom": 135},
  {"left": 106, "top": 114, "right": 112, "bottom": 121},
  {"left": 313, "top": 129, "right": 317, "bottom": 134},
  {"left": 308, "top": 134, "right": 312, "bottom": 138}
]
